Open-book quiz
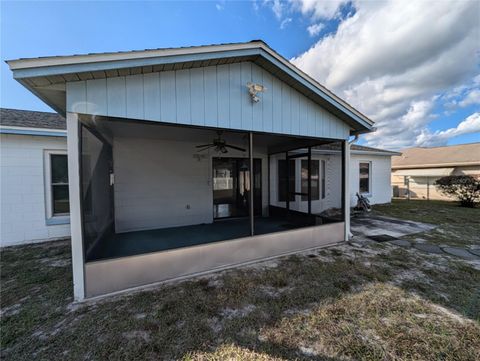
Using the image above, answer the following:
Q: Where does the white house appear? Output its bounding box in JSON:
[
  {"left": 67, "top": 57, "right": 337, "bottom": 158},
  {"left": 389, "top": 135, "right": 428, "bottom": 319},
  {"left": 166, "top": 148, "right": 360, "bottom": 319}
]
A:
[
  {"left": 0, "top": 108, "right": 70, "bottom": 246},
  {"left": 5, "top": 41, "right": 396, "bottom": 300},
  {"left": 1, "top": 107, "right": 397, "bottom": 247}
]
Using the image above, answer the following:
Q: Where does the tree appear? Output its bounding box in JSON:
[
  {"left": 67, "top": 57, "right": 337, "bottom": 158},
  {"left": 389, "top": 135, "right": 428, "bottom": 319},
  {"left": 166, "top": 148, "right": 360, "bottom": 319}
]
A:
[{"left": 435, "top": 175, "right": 480, "bottom": 207}]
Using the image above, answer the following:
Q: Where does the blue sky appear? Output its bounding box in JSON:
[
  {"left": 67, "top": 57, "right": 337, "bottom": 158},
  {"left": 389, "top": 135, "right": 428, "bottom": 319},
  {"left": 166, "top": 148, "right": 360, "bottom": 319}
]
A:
[{"left": 1, "top": 0, "right": 479, "bottom": 149}]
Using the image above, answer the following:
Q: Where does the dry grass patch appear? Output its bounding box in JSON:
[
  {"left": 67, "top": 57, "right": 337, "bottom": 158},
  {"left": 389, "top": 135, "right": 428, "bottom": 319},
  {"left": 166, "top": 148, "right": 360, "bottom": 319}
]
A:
[{"left": 261, "top": 283, "right": 480, "bottom": 361}]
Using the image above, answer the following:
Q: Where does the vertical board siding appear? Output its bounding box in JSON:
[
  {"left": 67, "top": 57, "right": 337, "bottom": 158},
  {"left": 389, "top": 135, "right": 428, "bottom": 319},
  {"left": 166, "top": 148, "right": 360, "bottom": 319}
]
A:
[
  {"left": 262, "top": 71, "right": 273, "bottom": 132},
  {"left": 229, "top": 63, "right": 242, "bottom": 130},
  {"left": 216, "top": 64, "right": 230, "bottom": 128},
  {"left": 190, "top": 67, "right": 205, "bottom": 126},
  {"left": 272, "top": 77, "right": 282, "bottom": 133},
  {"left": 66, "top": 61, "right": 350, "bottom": 139},
  {"left": 86, "top": 78, "right": 107, "bottom": 115},
  {"left": 107, "top": 77, "right": 126, "bottom": 118},
  {"left": 126, "top": 74, "right": 144, "bottom": 119},
  {"left": 204, "top": 66, "right": 218, "bottom": 127},
  {"left": 143, "top": 72, "right": 161, "bottom": 121},
  {"left": 251, "top": 64, "right": 263, "bottom": 132},
  {"left": 66, "top": 81, "right": 87, "bottom": 114},
  {"left": 175, "top": 69, "right": 191, "bottom": 124},
  {"left": 240, "top": 62, "right": 252, "bottom": 130},
  {"left": 160, "top": 71, "right": 176, "bottom": 123}
]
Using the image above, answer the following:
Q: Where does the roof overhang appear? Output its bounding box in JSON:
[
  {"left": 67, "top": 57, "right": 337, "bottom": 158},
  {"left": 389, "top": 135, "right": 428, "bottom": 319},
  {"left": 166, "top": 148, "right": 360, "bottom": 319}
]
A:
[
  {"left": 6, "top": 41, "right": 374, "bottom": 135},
  {"left": 393, "top": 168, "right": 455, "bottom": 177}
]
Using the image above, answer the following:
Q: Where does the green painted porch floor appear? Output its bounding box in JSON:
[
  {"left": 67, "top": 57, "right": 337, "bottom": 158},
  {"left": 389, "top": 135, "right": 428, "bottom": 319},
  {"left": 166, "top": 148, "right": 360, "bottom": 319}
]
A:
[{"left": 86, "top": 217, "right": 309, "bottom": 262}]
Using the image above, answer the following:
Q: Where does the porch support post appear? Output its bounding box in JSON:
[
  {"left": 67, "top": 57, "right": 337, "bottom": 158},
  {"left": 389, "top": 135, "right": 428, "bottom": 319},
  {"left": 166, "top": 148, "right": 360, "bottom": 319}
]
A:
[
  {"left": 285, "top": 151, "right": 290, "bottom": 217},
  {"left": 342, "top": 140, "right": 350, "bottom": 242},
  {"left": 66, "top": 112, "right": 85, "bottom": 301},
  {"left": 307, "top": 146, "right": 312, "bottom": 215},
  {"left": 249, "top": 132, "right": 254, "bottom": 236}
]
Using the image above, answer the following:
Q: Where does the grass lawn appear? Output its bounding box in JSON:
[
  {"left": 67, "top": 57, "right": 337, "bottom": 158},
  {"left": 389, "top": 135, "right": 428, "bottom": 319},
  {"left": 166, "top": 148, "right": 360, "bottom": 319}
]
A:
[
  {"left": 1, "top": 200, "right": 479, "bottom": 360},
  {"left": 374, "top": 199, "right": 480, "bottom": 248}
]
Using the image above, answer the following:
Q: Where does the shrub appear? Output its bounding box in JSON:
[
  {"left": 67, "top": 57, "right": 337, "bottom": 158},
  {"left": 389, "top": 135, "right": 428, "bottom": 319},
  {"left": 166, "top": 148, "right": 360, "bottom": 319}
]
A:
[{"left": 435, "top": 175, "right": 480, "bottom": 207}]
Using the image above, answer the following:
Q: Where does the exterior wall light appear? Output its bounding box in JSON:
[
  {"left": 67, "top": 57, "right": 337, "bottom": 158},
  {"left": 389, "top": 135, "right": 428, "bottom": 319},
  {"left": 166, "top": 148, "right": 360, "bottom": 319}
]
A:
[{"left": 247, "top": 82, "right": 266, "bottom": 103}]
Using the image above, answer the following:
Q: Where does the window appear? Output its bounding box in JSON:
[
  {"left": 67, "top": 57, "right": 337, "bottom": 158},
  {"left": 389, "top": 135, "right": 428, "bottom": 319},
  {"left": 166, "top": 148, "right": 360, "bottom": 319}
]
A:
[
  {"left": 278, "top": 159, "right": 295, "bottom": 202},
  {"left": 301, "top": 160, "right": 319, "bottom": 201},
  {"left": 45, "top": 151, "right": 69, "bottom": 219},
  {"left": 359, "top": 162, "right": 371, "bottom": 194},
  {"left": 321, "top": 160, "right": 326, "bottom": 199}
]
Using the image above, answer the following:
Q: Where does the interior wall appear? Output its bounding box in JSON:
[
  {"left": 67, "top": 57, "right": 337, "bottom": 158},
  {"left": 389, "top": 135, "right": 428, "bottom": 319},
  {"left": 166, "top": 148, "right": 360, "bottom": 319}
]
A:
[{"left": 113, "top": 135, "right": 268, "bottom": 233}]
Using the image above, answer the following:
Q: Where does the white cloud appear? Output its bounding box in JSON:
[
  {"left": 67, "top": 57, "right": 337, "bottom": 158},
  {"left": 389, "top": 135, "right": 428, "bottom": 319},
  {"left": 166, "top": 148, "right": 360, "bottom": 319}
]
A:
[
  {"left": 415, "top": 112, "right": 480, "bottom": 146},
  {"left": 290, "top": 0, "right": 480, "bottom": 149},
  {"left": 307, "top": 23, "right": 324, "bottom": 37},
  {"left": 459, "top": 89, "right": 480, "bottom": 107},
  {"left": 263, "top": 0, "right": 284, "bottom": 19},
  {"left": 280, "top": 17, "right": 292, "bottom": 29},
  {"left": 290, "top": 0, "right": 350, "bottom": 19}
]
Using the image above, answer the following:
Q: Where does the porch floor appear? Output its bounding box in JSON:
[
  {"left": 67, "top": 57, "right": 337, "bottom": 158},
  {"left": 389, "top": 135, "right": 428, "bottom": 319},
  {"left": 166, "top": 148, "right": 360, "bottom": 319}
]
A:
[{"left": 86, "top": 216, "right": 311, "bottom": 262}]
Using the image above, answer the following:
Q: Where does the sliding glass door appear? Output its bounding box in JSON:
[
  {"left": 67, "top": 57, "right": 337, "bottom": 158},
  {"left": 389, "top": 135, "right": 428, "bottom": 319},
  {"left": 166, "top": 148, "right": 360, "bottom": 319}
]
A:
[{"left": 213, "top": 157, "right": 261, "bottom": 219}]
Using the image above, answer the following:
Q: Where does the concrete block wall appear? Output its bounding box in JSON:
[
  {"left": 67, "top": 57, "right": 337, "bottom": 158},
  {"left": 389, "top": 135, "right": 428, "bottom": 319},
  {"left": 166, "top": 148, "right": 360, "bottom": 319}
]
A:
[{"left": 0, "top": 134, "right": 70, "bottom": 246}]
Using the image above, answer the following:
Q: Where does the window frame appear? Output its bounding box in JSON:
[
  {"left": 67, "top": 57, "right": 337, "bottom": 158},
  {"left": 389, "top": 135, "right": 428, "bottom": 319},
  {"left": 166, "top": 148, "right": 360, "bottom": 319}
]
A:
[
  {"left": 358, "top": 161, "right": 372, "bottom": 196},
  {"left": 44, "top": 150, "right": 70, "bottom": 225},
  {"left": 300, "top": 159, "right": 320, "bottom": 201}
]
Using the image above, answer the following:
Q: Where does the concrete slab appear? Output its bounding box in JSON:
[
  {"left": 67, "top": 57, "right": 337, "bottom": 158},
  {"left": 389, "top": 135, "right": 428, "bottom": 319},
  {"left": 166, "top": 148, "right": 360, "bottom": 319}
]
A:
[
  {"left": 414, "top": 243, "right": 444, "bottom": 254},
  {"left": 469, "top": 249, "right": 480, "bottom": 257},
  {"left": 443, "top": 247, "right": 480, "bottom": 260},
  {"left": 391, "top": 239, "right": 412, "bottom": 247},
  {"left": 351, "top": 215, "right": 435, "bottom": 238}
]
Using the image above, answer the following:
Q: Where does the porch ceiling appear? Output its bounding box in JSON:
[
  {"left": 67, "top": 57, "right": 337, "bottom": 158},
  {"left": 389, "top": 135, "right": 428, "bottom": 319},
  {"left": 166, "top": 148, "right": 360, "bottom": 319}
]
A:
[
  {"left": 82, "top": 116, "right": 337, "bottom": 154},
  {"left": 7, "top": 41, "right": 374, "bottom": 134}
]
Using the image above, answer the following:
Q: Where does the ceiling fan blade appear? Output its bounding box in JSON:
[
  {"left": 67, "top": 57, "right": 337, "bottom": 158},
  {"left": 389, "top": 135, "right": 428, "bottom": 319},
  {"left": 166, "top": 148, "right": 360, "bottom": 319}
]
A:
[
  {"left": 196, "top": 144, "right": 214, "bottom": 148},
  {"left": 224, "top": 144, "right": 246, "bottom": 152},
  {"left": 197, "top": 145, "right": 215, "bottom": 152}
]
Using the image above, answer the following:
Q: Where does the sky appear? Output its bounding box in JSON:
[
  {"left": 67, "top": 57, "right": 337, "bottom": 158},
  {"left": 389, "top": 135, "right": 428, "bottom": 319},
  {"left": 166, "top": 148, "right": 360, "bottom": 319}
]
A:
[{"left": 1, "top": 0, "right": 479, "bottom": 150}]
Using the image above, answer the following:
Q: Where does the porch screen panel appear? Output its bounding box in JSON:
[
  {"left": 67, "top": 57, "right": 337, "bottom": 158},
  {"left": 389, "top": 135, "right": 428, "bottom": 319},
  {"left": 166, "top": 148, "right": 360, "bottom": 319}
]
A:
[{"left": 81, "top": 125, "right": 114, "bottom": 260}]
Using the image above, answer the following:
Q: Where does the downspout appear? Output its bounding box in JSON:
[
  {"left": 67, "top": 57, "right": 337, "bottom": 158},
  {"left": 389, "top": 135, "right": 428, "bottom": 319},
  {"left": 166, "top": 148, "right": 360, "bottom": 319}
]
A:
[{"left": 344, "top": 134, "right": 359, "bottom": 241}]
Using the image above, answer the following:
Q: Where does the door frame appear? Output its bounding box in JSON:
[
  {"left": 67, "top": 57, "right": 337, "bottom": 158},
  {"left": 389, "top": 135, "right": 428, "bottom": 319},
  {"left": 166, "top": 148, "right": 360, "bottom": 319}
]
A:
[{"left": 212, "top": 156, "right": 262, "bottom": 220}]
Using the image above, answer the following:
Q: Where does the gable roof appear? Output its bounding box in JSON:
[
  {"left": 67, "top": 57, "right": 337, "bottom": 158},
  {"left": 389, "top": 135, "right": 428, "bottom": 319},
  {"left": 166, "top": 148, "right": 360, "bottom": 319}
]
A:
[
  {"left": 0, "top": 108, "right": 65, "bottom": 130},
  {"left": 392, "top": 143, "right": 480, "bottom": 169},
  {"left": 6, "top": 40, "right": 374, "bottom": 135}
]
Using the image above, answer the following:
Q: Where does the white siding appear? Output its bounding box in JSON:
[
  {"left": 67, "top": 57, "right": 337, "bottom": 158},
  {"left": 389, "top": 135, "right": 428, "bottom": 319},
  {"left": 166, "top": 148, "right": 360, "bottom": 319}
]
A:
[
  {"left": 66, "top": 62, "right": 351, "bottom": 140},
  {"left": 350, "top": 154, "right": 392, "bottom": 205},
  {"left": 0, "top": 134, "right": 70, "bottom": 246}
]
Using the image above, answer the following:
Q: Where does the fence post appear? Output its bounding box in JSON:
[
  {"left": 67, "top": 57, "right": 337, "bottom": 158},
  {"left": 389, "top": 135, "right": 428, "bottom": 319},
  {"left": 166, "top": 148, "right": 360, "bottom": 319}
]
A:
[
  {"left": 427, "top": 177, "right": 430, "bottom": 201},
  {"left": 407, "top": 176, "right": 410, "bottom": 201}
]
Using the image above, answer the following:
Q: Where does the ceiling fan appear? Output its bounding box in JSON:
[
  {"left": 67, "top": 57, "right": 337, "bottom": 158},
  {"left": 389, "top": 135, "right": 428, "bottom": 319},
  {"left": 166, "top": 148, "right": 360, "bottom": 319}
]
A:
[{"left": 196, "top": 131, "right": 246, "bottom": 153}]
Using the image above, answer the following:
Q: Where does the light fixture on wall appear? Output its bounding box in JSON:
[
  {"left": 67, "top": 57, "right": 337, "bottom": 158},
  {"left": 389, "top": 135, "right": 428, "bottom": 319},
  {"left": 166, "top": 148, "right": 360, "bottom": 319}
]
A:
[{"left": 247, "top": 82, "right": 266, "bottom": 103}]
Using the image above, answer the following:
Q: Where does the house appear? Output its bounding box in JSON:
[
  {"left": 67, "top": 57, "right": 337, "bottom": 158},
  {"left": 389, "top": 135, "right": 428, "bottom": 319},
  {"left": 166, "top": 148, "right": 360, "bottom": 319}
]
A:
[
  {"left": 0, "top": 108, "right": 70, "bottom": 245},
  {"left": 1, "top": 107, "right": 398, "bottom": 248},
  {"left": 392, "top": 143, "right": 480, "bottom": 200},
  {"left": 6, "top": 40, "right": 387, "bottom": 300}
]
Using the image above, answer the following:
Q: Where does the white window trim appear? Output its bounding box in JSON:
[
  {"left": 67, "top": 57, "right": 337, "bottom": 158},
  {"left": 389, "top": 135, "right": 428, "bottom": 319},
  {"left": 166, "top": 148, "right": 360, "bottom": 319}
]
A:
[
  {"left": 44, "top": 150, "right": 70, "bottom": 225},
  {"left": 359, "top": 160, "right": 372, "bottom": 197}
]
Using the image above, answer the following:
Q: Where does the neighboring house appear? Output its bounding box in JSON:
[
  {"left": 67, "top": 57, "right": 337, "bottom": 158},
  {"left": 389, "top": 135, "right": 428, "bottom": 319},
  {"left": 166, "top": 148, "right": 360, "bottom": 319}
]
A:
[
  {"left": 7, "top": 40, "right": 388, "bottom": 300},
  {"left": 0, "top": 108, "right": 70, "bottom": 246},
  {"left": 392, "top": 143, "right": 480, "bottom": 200},
  {"left": 0, "top": 108, "right": 397, "bottom": 247}
]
